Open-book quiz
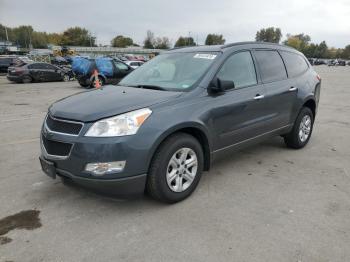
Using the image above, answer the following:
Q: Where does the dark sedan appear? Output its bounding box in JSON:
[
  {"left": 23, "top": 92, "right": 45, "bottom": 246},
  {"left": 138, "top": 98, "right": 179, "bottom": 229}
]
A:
[{"left": 7, "top": 62, "right": 72, "bottom": 83}]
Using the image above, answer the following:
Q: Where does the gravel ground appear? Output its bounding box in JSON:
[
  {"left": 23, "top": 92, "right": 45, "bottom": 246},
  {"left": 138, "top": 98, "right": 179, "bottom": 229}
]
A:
[{"left": 0, "top": 66, "right": 349, "bottom": 262}]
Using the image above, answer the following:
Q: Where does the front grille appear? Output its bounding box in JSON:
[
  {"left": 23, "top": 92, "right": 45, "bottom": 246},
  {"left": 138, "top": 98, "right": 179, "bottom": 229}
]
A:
[
  {"left": 46, "top": 114, "right": 83, "bottom": 135},
  {"left": 42, "top": 135, "right": 72, "bottom": 157}
]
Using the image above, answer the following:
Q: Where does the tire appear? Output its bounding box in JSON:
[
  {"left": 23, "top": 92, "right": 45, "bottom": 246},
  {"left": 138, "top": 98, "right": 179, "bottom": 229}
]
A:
[
  {"left": 91, "top": 76, "right": 104, "bottom": 88},
  {"left": 146, "top": 133, "right": 204, "bottom": 203},
  {"left": 62, "top": 74, "right": 70, "bottom": 82},
  {"left": 22, "top": 75, "right": 32, "bottom": 83},
  {"left": 79, "top": 82, "right": 91, "bottom": 88},
  {"left": 284, "top": 107, "right": 314, "bottom": 149}
]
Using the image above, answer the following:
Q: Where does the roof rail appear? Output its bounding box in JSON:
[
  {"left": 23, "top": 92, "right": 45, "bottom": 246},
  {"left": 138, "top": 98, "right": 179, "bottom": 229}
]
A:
[
  {"left": 168, "top": 46, "right": 188, "bottom": 51},
  {"left": 221, "top": 41, "right": 292, "bottom": 49}
]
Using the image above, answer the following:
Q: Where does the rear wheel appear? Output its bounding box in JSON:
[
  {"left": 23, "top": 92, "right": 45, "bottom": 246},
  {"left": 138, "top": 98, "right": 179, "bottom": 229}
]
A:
[
  {"left": 284, "top": 107, "right": 314, "bottom": 149},
  {"left": 22, "top": 75, "right": 32, "bottom": 83},
  {"left": 146, "top": 133, "right": 204, "bottom": 203}
]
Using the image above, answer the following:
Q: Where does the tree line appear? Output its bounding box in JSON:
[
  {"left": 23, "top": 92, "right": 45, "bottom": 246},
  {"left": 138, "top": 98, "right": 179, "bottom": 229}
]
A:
[
  {"left": 1, "top": 24, "right": 349, "bottom": 59},
  {"left": 255, "top": 27, "right": 350, "bottom": 59},
  {"left": 0, "top": 24, "right": 96, "bottom": 48},
  {"left": 0, "top": 24, "right": 226, "bottom": 50}
]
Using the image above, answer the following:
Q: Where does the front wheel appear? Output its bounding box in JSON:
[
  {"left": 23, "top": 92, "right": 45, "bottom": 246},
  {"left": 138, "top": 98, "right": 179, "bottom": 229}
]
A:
[
  {"left": 62, "top": 74, "right": 70, "bottom": 82},
  {"left": 146, "top": 133, "right": 204, "bottom": 203},
  {"left": 22, "top": 75, "right": 32, "bottom": 83},
  {"left": 284, "top": 107, "right": 314, "bottom": 149}
]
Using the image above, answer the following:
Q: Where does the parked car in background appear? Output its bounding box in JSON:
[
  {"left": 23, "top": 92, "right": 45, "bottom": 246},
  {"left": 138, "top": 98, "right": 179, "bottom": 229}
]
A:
[
  {"left": 40, "top": 42, "right": 321, "bottom": 203},
  {"left": 337, "top": 60, "right": 346, "bottom": 66},
  {"left": 51, "top": 56, "right": 70, "bottom": 66},
  {"left": 72, "top": 57, "right": 133, "bottom": 88},
  {"left": 307, "top": 58, "right": 314, "bottom": 65},
  {"left": 0, "top": 56, "right": 17, "bottom": 73},
  {"left": 16, "top": 56, "right": 34, "bottom": 65},
  {"left": 327, "top": 59, "right": 346, "bottom": 66},
  {"left": 7, "top": 62, "right": 72, "bottom": 83},
  {"left": 0, "top": 56, "right": 35, "bottom": 73},
  {"left": 125, "top": 60, "right": 144, "bottom": 69},
  {"left": 115, "top": 55, "right": 128, "bottom": 61},
  {"left": 313, "top": 59, "right": 327, "bottom": 65}
]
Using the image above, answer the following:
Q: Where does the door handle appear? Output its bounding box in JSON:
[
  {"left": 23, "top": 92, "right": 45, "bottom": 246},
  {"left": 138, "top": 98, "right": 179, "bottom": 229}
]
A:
[
  {"left": 254, "top": 94, "right": 265, "bottom": 100},
  {"left": 289, "top": 87, "right": 298, "bottom": 92}
]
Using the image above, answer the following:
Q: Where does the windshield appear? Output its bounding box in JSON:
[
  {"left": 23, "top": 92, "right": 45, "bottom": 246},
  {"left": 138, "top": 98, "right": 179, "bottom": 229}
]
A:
[{"left": 119, "top": 52, "right": 219, "bottom": 91}]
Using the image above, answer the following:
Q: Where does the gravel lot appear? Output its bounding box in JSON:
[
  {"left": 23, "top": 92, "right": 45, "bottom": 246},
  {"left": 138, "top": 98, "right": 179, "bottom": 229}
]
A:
[{"left": 0, "top": 66, "right": 349, "bottom": 262}]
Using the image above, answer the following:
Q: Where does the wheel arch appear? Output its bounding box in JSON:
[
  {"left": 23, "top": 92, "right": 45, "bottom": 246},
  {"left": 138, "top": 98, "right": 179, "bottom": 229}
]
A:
[
  {"left": 147, "top": 123, "right": 212, "bottom": 172},
  {"left": 302, "top": 97, "right": 316, "bottom": 118}
]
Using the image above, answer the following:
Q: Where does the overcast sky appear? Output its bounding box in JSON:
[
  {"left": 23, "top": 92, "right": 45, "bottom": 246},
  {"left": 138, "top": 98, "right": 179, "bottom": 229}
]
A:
[{"left": 0, "top": 0, "right": 349, "bottom": 47}]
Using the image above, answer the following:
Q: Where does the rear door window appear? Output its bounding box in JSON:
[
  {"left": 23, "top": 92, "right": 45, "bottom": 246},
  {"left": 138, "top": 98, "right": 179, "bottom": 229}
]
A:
[
  {"left": 44, "top": 64, "right": 57, "bottom": 70},
  {"left": 254, "top": 50, "right": 287, "bottom": 83},
  {"left": 29, "top": 63, "right": 46, "bottom": 70},
  {"left": 280, "top": 51, "right": 309, "bottom": 77},
  {"left": 216, "top": 51, "right": 257, "bottom": 88}
]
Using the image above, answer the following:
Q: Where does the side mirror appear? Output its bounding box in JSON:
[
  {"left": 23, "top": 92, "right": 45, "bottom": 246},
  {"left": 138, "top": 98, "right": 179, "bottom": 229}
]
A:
[{"left": 209, "top": 77, "right": 235, "bottom": 93}]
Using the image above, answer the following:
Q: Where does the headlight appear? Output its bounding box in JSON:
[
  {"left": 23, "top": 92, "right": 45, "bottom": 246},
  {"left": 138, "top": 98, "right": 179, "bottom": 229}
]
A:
[{"left": 85, "top": 108, "right": 152, "bottom": 137}]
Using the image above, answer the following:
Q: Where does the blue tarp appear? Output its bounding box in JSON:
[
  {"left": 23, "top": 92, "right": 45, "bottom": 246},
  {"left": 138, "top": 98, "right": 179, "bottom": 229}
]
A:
[
  {"left": 71, "top": 57, "right": 91, "bottom": 75},
  {"left": 95, "top": 58, "right": 114, "bottom": 77}
]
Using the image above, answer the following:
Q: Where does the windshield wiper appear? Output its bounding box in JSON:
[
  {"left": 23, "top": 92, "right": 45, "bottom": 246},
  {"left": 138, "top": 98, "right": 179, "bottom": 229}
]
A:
[
  {"left": 117, "top": 84, "right": 167, "bottom": 91},
  {"left": 128, "top": 84, "right": 167, "bottom": 91},
  {"left": 138, "top": 84, "right": 167, "bottom": 91}
]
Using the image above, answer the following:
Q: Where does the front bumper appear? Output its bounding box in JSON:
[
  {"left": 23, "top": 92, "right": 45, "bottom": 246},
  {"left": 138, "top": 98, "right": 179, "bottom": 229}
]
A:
[
  {"left": 55, "top": 164, "right": 147, "bottom": 195},
  {"left": 7, "top": 74, "right": 23, "bottom": 82},
  {"left": 39, "top": 116, "right": 156, "bottom": 195}
]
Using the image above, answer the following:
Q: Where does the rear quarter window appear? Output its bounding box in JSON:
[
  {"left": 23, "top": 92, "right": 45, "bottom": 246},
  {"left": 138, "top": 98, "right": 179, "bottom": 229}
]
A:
[
  {"left": 254, "top": 50, "right": 287, "bottom": 83},
  {"left": 280, "top": 51, "right": 309, "bottom": 78}
]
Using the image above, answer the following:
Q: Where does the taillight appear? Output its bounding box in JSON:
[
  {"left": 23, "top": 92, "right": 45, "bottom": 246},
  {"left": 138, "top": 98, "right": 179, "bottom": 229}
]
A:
[
  {"left": 316, "top": 74, "right": 321, "bottom": 81},
  {"left": 15, "top": 67, "right": 24, "bottom": 73}
]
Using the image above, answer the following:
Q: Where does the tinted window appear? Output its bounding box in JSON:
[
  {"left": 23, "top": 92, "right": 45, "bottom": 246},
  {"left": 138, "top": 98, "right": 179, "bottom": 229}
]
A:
[
  {"left": 281, "top": 51, "right": 309, "bottom": 77},
  {"left": 216, "top": 51, "right": 257, "bottom": 88},
  {"left": 0, "top": 58, "right": 11, "bottom": 64},
  {"left": 44, "top": 64, "right": 57, "bottom": 70},
  {"left": 255, "top": 50, "right": 287, "bottom": 83},
  {"left": 29, "top": 63, "right": 46, "bottom": 69},
  {"left": 114, "top": 61, "right": 129, "bottom": 70}
]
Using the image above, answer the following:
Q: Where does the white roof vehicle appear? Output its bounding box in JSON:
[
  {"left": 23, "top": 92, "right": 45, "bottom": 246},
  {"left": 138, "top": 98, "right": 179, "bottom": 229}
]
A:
[{"left": 125, "top": 61, "right": 144, "bottom": 69}]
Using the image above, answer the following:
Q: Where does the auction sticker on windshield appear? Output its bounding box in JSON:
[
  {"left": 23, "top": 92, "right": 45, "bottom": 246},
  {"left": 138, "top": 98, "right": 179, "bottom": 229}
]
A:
[{"left": 193, "top": 54, "right": 217, "bottom": 59}]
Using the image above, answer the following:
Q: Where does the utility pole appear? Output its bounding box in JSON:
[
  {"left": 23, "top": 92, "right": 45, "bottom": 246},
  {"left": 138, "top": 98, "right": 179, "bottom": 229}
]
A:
[{"left": 5, "top": 26, "right": 9, "bottom": 42}]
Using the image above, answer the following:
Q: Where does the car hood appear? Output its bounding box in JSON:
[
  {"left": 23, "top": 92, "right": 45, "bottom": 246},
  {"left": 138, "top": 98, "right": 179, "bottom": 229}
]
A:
[{"left": 49, "top": 85, "right": 182, "bottom": 122}]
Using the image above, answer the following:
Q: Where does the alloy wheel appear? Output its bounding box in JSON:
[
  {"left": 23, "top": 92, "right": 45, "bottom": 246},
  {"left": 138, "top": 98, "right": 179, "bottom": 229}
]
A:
[
  {"left": 166, "top": 147, "right": 198, "bottom": 193},
  {"left": 299, "top": 115, "right": 312, "bottom": 142}
]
